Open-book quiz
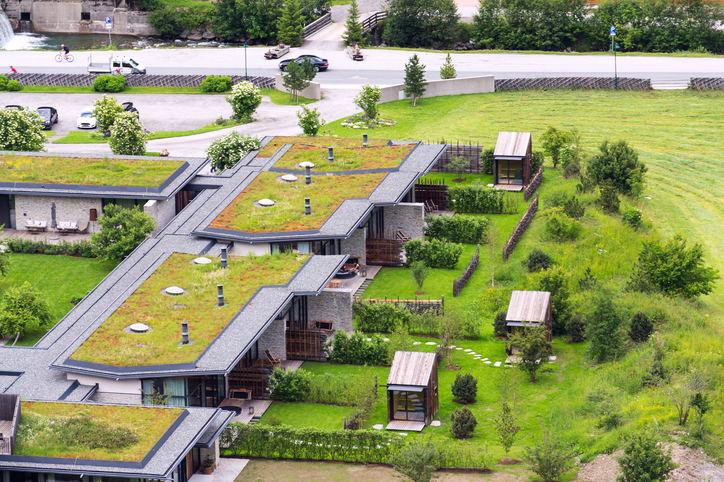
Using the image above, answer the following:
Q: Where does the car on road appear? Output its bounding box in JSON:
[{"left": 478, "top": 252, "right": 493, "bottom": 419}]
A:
[
  {"left": 122, "top": 102, "right": 140, "bottom": 119},
  {"left": 77, "top": 106, "right": 97, "bottom": 129},
  {"left": 4, "top": 105, "right": 23, "bottom": 110},
  {"left": 279, "top": 55, "right": 329, "bottom": 72},
  {"left": 36, "top": 106, "right": 58, "bottom": 130}
]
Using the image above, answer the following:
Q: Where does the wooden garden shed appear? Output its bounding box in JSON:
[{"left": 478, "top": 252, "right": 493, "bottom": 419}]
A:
[
  {"left": 505, "top": 290, "right": 553, "bottom": 342},
  {"left": 386, "top": 351, "right": 438, "bottom": 431},
  {"left": 493, "top": 132, "right": 533, "bottom": 189}
]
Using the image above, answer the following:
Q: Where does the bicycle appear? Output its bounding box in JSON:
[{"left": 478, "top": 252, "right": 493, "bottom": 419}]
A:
[{"left": 55, "top": 53, "right": 74, "bottom": 63}]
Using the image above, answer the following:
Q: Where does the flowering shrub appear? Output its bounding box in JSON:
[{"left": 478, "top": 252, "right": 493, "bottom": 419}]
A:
[
  {"left": 109, "top": 111, "right": 148, "bottom": 156},
  {"left": 0, "top": 108, "right": 45, "bottom": 152},
  {"left": 93, "top": 95, "right": 125, "bottom": 132},
  {"left": 296, "top": 106, "right": 325, "bottom": 136},
  {"left": 206, "top": 132, "right": 261, "bottom": 171},
  {"left": 341, "top": 114, "right": 396, "bottom": 129},
  {"left": 226, "top": 81, "right": 262, "bottom": 120},
  {"left": 353, "top": 84, "right": 381, "bottom": 119}
]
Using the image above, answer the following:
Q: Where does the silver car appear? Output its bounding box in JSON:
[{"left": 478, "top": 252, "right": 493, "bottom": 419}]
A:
[{"left": 77, "top": 106, "right": 97, "bottom": 129}]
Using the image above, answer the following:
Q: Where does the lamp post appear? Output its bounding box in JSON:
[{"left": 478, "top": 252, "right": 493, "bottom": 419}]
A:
[
  {"left": 610, "top": 26, "right": 618, "bottom": 90},
  {"left": 244, "top": 42, "right": 248, "bottom": 81}
]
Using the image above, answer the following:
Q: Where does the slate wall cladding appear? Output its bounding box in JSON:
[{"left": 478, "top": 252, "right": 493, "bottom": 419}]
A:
[
  {"left": 340, "top": 226, "right": 367, "bottom": 265},
  {"left": 383, "top": 203, "right": 424, "bottom": 240},
  {"left": 257, "top": 317, "right": 287, "bottom": 360},
  {"left": 144, "top": 199, "right": 176, "bottom": 236},
  {"left": 15, "top": 195, "right": 102, "bottom": 231},
  {"left": 307, "top": 290, "right": 353, "bottom": 333}
]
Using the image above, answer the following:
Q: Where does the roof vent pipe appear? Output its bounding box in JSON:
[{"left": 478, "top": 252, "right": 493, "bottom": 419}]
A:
[
  {"left": 363, "top": 134, "right": 368, "bottom": 148},
  {"left": 305, "top": 165, "right": 311, "bottom": 185},
  {"left": 328, "top": 147, "right": 334, "bottom": 163},
  {"left": 221, "top": 247, "right": 227, "bottom": 269},
  {"left": 304, "top": 198, "right": 311, "bottom": 215},
  {"left": 217, "top": 284, "right": 224, "bottom": 306},
  {"left": 181, "top": 322, "right": 189, "bottom": 345}
]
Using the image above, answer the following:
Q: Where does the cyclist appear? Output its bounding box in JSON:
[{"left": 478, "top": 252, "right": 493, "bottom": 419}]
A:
[{"left": 60, "top": 44, "right": 70, "bottom": 59}]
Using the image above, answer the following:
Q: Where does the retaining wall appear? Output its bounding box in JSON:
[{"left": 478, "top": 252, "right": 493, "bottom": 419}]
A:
[
  {"left": 274, "top": 73, "right": 321, "bottom": 100},
  {"left": 6, "top": 73, "right": 276, "bottom": 89},
  {"left": 503, "top": 194, "right": 538, "bottom": 262},
  {"left": 690, "top": 78, "right": 724, "bottom": 90},
  {"left": 378, "top": 75, "right": 495, "bottom": 104},
  {"left": 495, "top": 77, "right": 651, "bottom": 91}
]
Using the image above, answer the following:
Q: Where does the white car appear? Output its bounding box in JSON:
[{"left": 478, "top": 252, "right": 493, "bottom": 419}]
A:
[{"left": 77, "top": 107, "right": 97, "bottom": 129}]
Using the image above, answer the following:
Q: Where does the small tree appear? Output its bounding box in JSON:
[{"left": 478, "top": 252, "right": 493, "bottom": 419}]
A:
[
  {"left": 487, "top": 222, "right": 498, "bottom": 286},
  {"left": 276, "top": 0, "right": 305, "bottom": 47},
  {"left": 0, "top": 108, "right": 45, "bottom": 152},
  {"left": 662, "top": 369, "right": 709, "bottom": 426},
  {"left": 403, "top": 54, "right": 427, "bottom": 106},
  {"left": 389, "top": 435, "right": 440, "bottom": 482},
  {"left": 539, "top": 126, "right": 571, "bottom": 168},
  {"left": 691, "top": 392, "right": 711, "bottom": 438},
  {"left": 448, "top": 156, "right": 470, "bottom": 182},
  {"left": 282, "top": 58, "right": 317, "bottom": 102},
  {"left": 506, "top": 323, "right": 552, "bottom": 383},
  {"left": 297, "top": 105, "right": 325, "bottom": 136},
  {"left": 495, "top": 402, "right": 517, "bottom": 458},
  {"left": 109, "top": 111, "right": 147, "bottom": 156},
  {"left": 492, "top": 311, "right": 507, "bottom": 337},
  {"left": 617, "top": 431, "right": 677, "bottom": 482},
  {"left": 629, "top": 311, "right": 653, "bottom": 343},
  {"left": 226, "top": 81, "right": 262, "bottom": 120},
  {"left": 525, "top": 422, "right": 577, "bottom": 482},
  {"left": 538, "top": 266, "right": 571, "bottom": 335},
  {"left": 0, "top": 282, "right": 51, "bottom": 344},
  {"left": 91, "top": 204, "right": 156, "bottom": 262},
  {"left": 342, "top": 0, "right": 363, "bottom": 46},
  {"left": 141, "top": 385, "right": 172, "bottom": 405},
  {"left": 353, "top": 84, "right": 381, "bottom": 120},
  {"left": 410, "top": 260, "right": 429, "bottom": 294},
  {"left": 586, "top": 294, "right": 624, "bottom": 363},
  {"left": 206, "top": 132, "right": 261, "bottom": 171},
  {"left": 588, "top": 139, "right": 647, "bottom": 196},
  {"left": 451, "top": 372, "right": 477, "bottom": 403},
  {"left": 93, "top": 94, "right": 124, "bottom": 132},
  {"left": 450, "top": 407, "right": 477, "bottom": 439},
  {"left": 439, "top": 53, "right": 457, "bottom": 79},
  {"left": 565, "top": 313, "right": 586, "bottom": 343},
  {"left": 599, "top": 184, "right": 621, "bottom": 214}
]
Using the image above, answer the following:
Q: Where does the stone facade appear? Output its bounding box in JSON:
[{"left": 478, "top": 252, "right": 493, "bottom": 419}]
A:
[
  {"left": 15, "top": 195, "right": 101, "bottom": 233},
  {"left": 200, "top": 441, "right": 220, "bottom": 470},
  {"left": 257, "top": 317, "right": 286, "bottom": 360},
  {"left": 307, "top": 290, "right": 353, "bottom": 333},
  {"left": 340, "top": 226, "right": 366, "bottom": 265},
  {"left": 144, "top": 199, "right": 176, "bottom": 236},
  {"left": 383, "top": 203, "right": 425, "bottom": 240}
]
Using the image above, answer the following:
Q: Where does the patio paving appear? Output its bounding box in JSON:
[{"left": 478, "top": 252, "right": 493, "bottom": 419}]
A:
[{"left": 1, "top": 228, "right": 94, "bottom": 244}]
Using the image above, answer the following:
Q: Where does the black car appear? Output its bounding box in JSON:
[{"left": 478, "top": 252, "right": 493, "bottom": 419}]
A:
[
  {"left": 279, "top": 55, "right": 329, "bottom": 72},
  {"left": 36, "top": 106, "right": 59, "bottom": 130},
  {"left": 4, "top": 105, "right": 23, "bottom": 110},
  {"left": 122, "top": 102, "right": 140, "bottom": 119}
]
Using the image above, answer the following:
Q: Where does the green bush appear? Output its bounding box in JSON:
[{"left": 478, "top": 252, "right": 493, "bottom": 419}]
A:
[
  {"left": 201, "top": 75, "right": 233, "bottom": 93},
  {"left": 297, "top": 105, "right": 325, "bottom": 136},
  {"left": 563, "top": 196, "right": 585, "bottom": 220},
  {"left": 586, "top": 294, "right": 625, "bottom": 363},
  {"left": 93, "top": 94, "right": 124, "bottom": 132},
  {"left": 226, "top": 81, "right": 262, "bottom": 120},
  {"left": 389, "top": 436, "right": 440, "bottom": 482},
  {"left": 481, "top": 147, "right": 494, "bottom": 174},
  {"left": 326, "top": 330, "right": 390, "bottom": 365},
  {"left": 563, "top": 160, "right": 580, "bottom": 179},
  {"left": 424, "top": 214, "right": 491, "bottom": 244},
  {"left": 0, "top": 75, "right": 7, "bottom": 90},
  {"left": 4, "top": 238, "right": 97, "bottom": 257},
  {"left": 206, "top": 131, "right": 261, "bottom": 171},
  {"left": 544, "top": 190, "right": 569, "bottom": 209},
  {"left": 525, "top": 424, "right": 577, "bottom": 482},
  {"left": 531, "top": 150, "right": 544, "bottom": 173},
  {"left": 269, "top": 367, "right": 312, "bottom": 402},
  {"left": 544, "top": 207, "right": 583, "bottom": 241},
  {"left": 451, "top": 372, "right": 477, "bottom": 403},
  {"left": 0, "top": 108, "right": 45, "bottom": 152},
  {"left": 629, "top": 311, "right": 653, "bottom": 343},
  {"left": 353, "top": 301, "right": 412, "bottom": 333},
  {"left": 403, "top": 238, "right": 463, "bottom": 269},
  {"left": 588, "top": 139, "right": 646, "bottom": 196},
  {"left": 450, "top": 407, "right": 477, "bottom": 439},
  {"left": 92, "top": 74, "right": 126, "bottom": 93},
  {"left": 622, "top": 207, "right": 643, "bottom": 228},
  {"left": 109, "top": 111, "right": 147, "bottom": 156},
  {"left": 6, "top": 80, "right": 22, "bottom": 91},
  {"left": 525, "top": 249, "right": 552, "bottom": 272},
  {"left": 448, "top": 183, "right": 504, "bottom": 213},
  {"left": 599, "top": 184, "right": 620, "bottom": 214},
  {"left": 148, "top": 6, "right": 185, "bottom": 36},
  {"left": 492, "top": 311, "right": 507, "bottom": 337},
  {"left": 435, "top": 443, "right": 493, "bottom": 470},
  {"left": 617, "top": 431, "right": 677, "bottom": 482},
  {"left": 565, "top": 313, "right": 586, "bottom": 343}
]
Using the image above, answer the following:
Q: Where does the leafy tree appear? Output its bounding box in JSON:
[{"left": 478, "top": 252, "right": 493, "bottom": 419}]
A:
[
  {"left": 206, "top": 132, "right": 261, "bottom": 171},
  {"left": 565, "top": 313, "right": 586, "bottom": 343},
  {"left": 0, "top": 108, "right": 45, "bottom": 152},
  {"left": 586, "top": 293, "right": 624, "bottom": 363},
  {"left": 226, "top": 81, "right": 262, "bottom": 120},
  {"left": 353, "top": 84, "right": 381, "bottom": 120},
  {"left": 109, "top": 111, "right": 147, "bottom": 156},
  {"left": 410, "top": 260, "right": 429, "bottom": 294},
  {"left": 448, "top": 156, "right": 470, "bottom": 181},
  {"left": 531, "top": 150, "right": 544, "bottom": 173},
  {"left": 403, "top": 54, "right": 428, "bottom": 106},
  {"left": 617, "top": 431, "right": 676, "bottom": 482},
  {"left": 451, "top": 372, "right": 478, "bottom": 403},
  {"left": 282, "top": 58, "right": 317, "bottom": 102},
  {"left": 389, "top": 435, "right": 440, "bottom": 482},
  {"left": 440, "top": 53, "right": 457, "bottom": 79},
  {"left": 525, "top": 422, "right": 577, "bottom": 482},
  {"left": 450, "top": 407, "right": 477, "bottom": 439},
  {"left": 506, "top": 323, "right": 552, "bottom": 382},
  {"left": 0, "top": 282, "right": 51, "bottom": 342},
  {"left": 269, "top": 367, "right": 312, "bottom": 402},
  {"left": 239, "top": 0, "right": 283, "bottom": 41},
  {"left": 587, "top": 139, "right": 647, "bottom": 196},
  {"left": 630, "top": 235, "right": 719, "bottom": 299},
  {"left": 298, "top": 0, "right": 331, "bottom": 25},
  {"left": 342, "top": 0, "right": 363, "bottom": 46},
  {"left": 148, "top": 6, "right": 185, "bottom": 36},
  {"left": 93, "top": 94, "right": 124, "bottom": 133},
  {"left": 495, "top": 402, "right": 518, "bottom": 458},
  {"left": 539, "top": 126, "right": 571, "bottom": 168},
  {"left": 91, "top": 204, "right": 156, "bottom": 262},
  {"left": 276, "top": 0, "right": 305, "bottom": 47},
  {"left": 297, "top": 106, "right": 325, "bottom": 136},
  {"left": 537, "top": 266, "right": 571, "bottom": 335},
  {"left": 383, "top": 0, "right": 460, "bottom": 47},
  {"left": 211, "top": 0, "right": 244, "bottom": 41},
  {"left": 629, "top": 311, "right": 653, "bottom": 343}
]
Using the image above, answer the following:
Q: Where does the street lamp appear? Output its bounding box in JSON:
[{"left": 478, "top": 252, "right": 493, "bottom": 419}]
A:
[
  {"left": 244, "top": 42, "right": 248, "bottom": 81},
  {"left": 610, "top": 26, "right": 619, "bottom": 90}
]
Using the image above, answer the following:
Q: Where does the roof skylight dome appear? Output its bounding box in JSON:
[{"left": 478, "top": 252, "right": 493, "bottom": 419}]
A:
[
  {"left": 257, "top": 198, "right": 275, "bottom": 207},
  {"left": 164, "top": 286, "right": 185, "bottom": 295}
]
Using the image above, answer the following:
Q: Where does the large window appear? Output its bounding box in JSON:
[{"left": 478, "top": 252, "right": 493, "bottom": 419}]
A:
[
  {"left": 497, "top": 159, "right": 523, "bottom": 185},
  {"left": 271, "top": 241, "right": 311, "bottom": 254},
  {"left": 142, "top": 376, "right": 225, "bottom": 407},
  {"left": 391, "top": 390, "right": 425, "bottom": 422},
  {"left": 102, "top": 198, "right": 144, "bottom": 210}
]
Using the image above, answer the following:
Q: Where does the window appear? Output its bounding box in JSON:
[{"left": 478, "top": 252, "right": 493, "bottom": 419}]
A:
[
  {"left": 497, "top": 159, "right": 523, "bottom": 185},
  {"left": 81, "top": 12, "right": 90, "bottom": 20},
  {"left": 142, "top": 378, "right": 188, "bottom": 406},
  {"left": 391, "top": 390, "right": 425, "bottom": 422},
  {"left": 103, "top": 198, "right": 144, "bottom": 210},
  {"left": 271, "top": 242, "right": 310, "bottom": 254}
]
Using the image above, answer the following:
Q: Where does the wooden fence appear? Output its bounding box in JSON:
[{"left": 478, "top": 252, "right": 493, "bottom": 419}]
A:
[
  {"left": 356, "top": 296, "right": 444, "bottom": 315},
  {"left": 286, "top": 328, "right": 328, "bottom": 361},
  {"left": 361, "top": 11, "right": 388, "bottom": 34},
  {"left": 6, "top": 73, "right": 276, "bottom": 89},
  {"left": 690, "top": 78, "right": 724, "bottom": 90},
  {"left": 495, "top": 77, "right": 652, "bottom": 91},
  {"left": 524, "top": 165, "right": 544, "bottom": 202},
  {"left": 414, "top": 179, "right": 449, "bottom": 210},
  {"left": 366, "top": 231, "right": 404, "bottom": 267},
  {"left": 427, "top": 141, "right": 484, "bottom": 174},
  {"left": 303, "top": 13, "right": 332, "bottom": 38},
  {"left": 453, "top": 244, "right": 480, "bottom": 297},
  {"left": 503, "top": 194, "right": 538, "bottom": 262}
]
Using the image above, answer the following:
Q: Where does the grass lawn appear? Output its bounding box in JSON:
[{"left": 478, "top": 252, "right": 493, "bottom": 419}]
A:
[
  {"left": 260, "top": 89, "right": 317, "bottom": 106},
  {"left": 0, "top": 254, "right": 116, "bottom": 346}
]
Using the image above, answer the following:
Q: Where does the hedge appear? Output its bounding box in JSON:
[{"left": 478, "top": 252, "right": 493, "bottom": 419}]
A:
[
  {"left": 353, "top": 302, "right": 412, "bottom": 333},
  {"left": 326, "top": 330, "right": 390, "bottom": 366},
  {"left": 4, "top": 238, "right": 97, "bottom": 257},
  {"left": 448, "top": 184, "right": 505, "bottom": 213},
  {"left": 404, "top": 238, "right": 463, "bottom": 269},
  {"left": 424, "top": 214, "right": 491, "bottom": 244}
]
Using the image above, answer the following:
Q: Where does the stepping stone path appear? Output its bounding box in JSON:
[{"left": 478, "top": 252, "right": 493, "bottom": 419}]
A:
[
  {"left": 484, "top": 361, "right": 492, "bottom": 364},
  {"left": 456, "top": 347, "right": 463, "bottom": 350},
  {"left": 549, "top": 356, "right": 557, "bottom": 361},
  {"left": 413, "top": 341, "right": 421, "bottom": 345},
  {"left": 482, "top": 358, "right": 489, "bottom": 361},
  {"left": 425, "top": 342, "right": 437, "bottom": 346},
  {"left": 431, "top": 420, "right": 441, "bottom": 427},
  {"left": 494, "top": 361, "right": 502, "bottom": 367},
  {"left": 373, "top": 424, "right": 383, "bottom": 430},
  {"left": 464, "top": 349, "right": 472, "bottom": 352}
]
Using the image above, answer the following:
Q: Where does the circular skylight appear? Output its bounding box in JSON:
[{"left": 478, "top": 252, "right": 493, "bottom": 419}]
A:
[
  {"left": 129, "top": 323, "right": 150, "bottom": 333},
  {"left": 165, "top": 286, "right": 185, "bottom": 295},
  {"left": 257, "top": 198, "right": 275, "bottom": 207},
  {"left": 281, "top": 174, "right": 298, "bottom": 182},
  {"left": 299, "top": 161, "right": 315, "bottom": 168},
  {"left": 193, "top": 257, "right": 212, "bottom": 265}
]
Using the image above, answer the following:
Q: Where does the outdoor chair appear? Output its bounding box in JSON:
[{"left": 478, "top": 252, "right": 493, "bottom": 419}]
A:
[
  {"left": 264, "top": 349, "right": 281, "bottom": 368},
  {"left": 25, "top": 220, "right": 47, "bottom": 233},
  {"left": 57, "top": 221, "right": 79, "bottom": 235},
  {"left": 76, "top": 219, "right": 90, "bottom": 234}
]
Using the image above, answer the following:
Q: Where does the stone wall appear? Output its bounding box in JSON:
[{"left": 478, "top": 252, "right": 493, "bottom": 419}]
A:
[
  {"left": 144, "top": 199, "right": 176, "bottom": 236},
  {"left": 257, "top": 317, "right": 286, "bottom": 360},
  {"left": 15, "top": 195, "right": 101, "bottom": 232},
  {"left": 340, "top": 226, "right": 366, "bottom": 265},
  {"left": 383, "top": 203, "right": 424, "bottom": 240},
  {"left": 200, "top": 441, "right": 220, "bottom": 470},
  {"left": 307, "top": 290, "right": 353, "bottom": 333}
]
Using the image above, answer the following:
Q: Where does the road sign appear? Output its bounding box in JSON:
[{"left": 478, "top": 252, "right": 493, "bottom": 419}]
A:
[
  {"left": 105, "top": 17, "right": 112, "bottom": 29},
  {"left": 610, "top": 26, "right": 616, "bottom": 36}
]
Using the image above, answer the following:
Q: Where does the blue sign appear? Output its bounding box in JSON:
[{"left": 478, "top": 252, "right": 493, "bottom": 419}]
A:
[
  {"left": 105, "top": 16, "right": 112, "bottom": 29},
  {"left": 105, "top": 16, "right": 112, "bottom": 24},
  {"left": 610, "top": 26, "right": 616, "bottom": 35}
]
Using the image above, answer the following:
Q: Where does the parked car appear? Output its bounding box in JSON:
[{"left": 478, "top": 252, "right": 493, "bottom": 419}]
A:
[
  {"left": 279, "top": 55, "right": 329, "bottom": 72},
  {"left": 77, "top": 106, "right": 97, "bottom": 129},
  {"left": 36, "top": 106, "right": 59, "bottom": 130},
  {"left": 4, "top": 105, "right": 23, "bottom": 110},
  {"left": 122, "top": 102, "right": 140, "bottom": 119}
]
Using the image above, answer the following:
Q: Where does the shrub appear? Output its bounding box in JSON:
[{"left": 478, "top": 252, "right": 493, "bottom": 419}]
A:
[
  {"left": 226, "top": 81, "right": 262, "bottom": 120},
  {"left": 389, "top": 436, "right": 439, "bottom": 482},
  {"left": 410, "top": 260, "right": 429, "bottom": 293},
  {"left": 544, "top": 190, "right": 569, "bottom": 209},
  {"left": 353, "top": 301, "right": 412, "bottom": 333},
  {"left": 563, "top": 196, "right": 585, "bottom": 220},
  {"left": 297, "top": 105, "right": 325, "bottom": 136},
  {"left": 403, "top": 238, "right": 462, "bottom": 269},
  {"left": 525, "top": 423, "right": 577, "bottom": 482},
  {"left": 0, "top": 108, "right": 45, "bottom": 152},
  {"left": 326, "top": 330, "right": 390, "bottom": 365},
  {"left": 354, "top": 84, "right": 381, "bottom": 119},
  {"left": 0, "top": 74, "right": 7, "bottom": 90},
  {"left": 540, "top": 126, "right": 571, "bottom": 168},
  {"left": 538, "top": 266, "right": 571, "bottom": 336},
  {"left": 448, "top": 156, "right": 470, "bottom": 181},
  {"left": 201, "top": 75, "right": 232, "bottom": 93},
  {"left": 481, "top": 147, "right": 494, "bottom": 174},
  {"left": 531, "top": 150, "right": 544, "bottom": 173},
  {"left": 506, "top": 323, "right": 552, "bottom": 382},
  {"left": 93, "top": 95, "right": 124, "bottom": 132},
  {"left": 109, "top": 111, "right": 147, "bottom": 156},
  {"left": 588, "top": 139, "right": 647, "bottom": 196},
  {"left": 4, "top": 238, "right": 97, "bottom": 257},
  {"left": 0, "top": 281, "right": 51, "bottom": 338},
  {"left": 92, "top": 74, "right": 126, "bottom": 93},
  {"left": 6, "top": 80, "right": 22, "bottom": 91},
  {"left": 525, "top": 249, "right": 552, "bottom": 272},
  {"left": 448, "top": 183, "right": 504, "bottom": 213},
  {"left": 493, "top": 311, "right": 507, "bottom": 337},
  {"left": 269, "top": 367, "right": 312, "bottom": 402},
  {"left": 424, "top": 214, "right": 491, "bottom": 244},
  {"left": 148, "top": 6, "right": 185, "bottom": 36},
  {"left": 563, "top": 160, "right": 580, "bottom": 179},
  {"left": 599, "top": 184, "right": 620, "bottom": 214},
  {"left": 565, "top": 313, "right": 586, "bottom": 343},
  {"left": 450, "top": 407, "right": 477, "bottom": 439},
  {"left": 617, "top": 431, "right": 677, "bottom": 482},
  {"left": 586, "top": 293, "right": 625, "bottom": 363},
  {"left": 91, "top": 204, "right": 155, "bottom": 262},
  {"left": 544, "top": 207, "right": 582, "bottom": 241},
  {"left": 629, "top": 311, "right": 653, "bottom": 343},
  {"left": 495, "top": 402, "right": 517, "bottom": 458},
  {"left": 622, "top": 207, "right": 643, "bottom": 228},
  {"left": 206, "top": 132, "right": 261, "bottom": 171},
  {"left": 451, "top": 373, "right": 477, "bottom": 403}
]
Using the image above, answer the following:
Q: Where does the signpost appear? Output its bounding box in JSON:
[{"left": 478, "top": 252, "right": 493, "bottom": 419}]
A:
[
  {"left": 105, "top": 16, "right": 112, "bottom": 47},
  {"left": 610, "top": 26, "right": 618, "bottom": 90},
  {"left": 244, "top": 42, "right": 248, "bottom": 80}
]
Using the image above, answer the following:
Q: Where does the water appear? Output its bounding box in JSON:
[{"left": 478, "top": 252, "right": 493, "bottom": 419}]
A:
[{"left": 0, "top": 12, "right": 13, "bottom": 49}]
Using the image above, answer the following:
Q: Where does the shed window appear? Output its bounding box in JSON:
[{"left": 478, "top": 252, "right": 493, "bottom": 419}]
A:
[
  {"left": 391, "top": 390, "right": 425, "bottom": 422},
  {"left": 497, "top": 159, "right": 523, "bottom": 185}
]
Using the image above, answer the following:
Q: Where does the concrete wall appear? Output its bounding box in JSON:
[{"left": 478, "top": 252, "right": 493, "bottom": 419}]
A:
[
  {"left": 378, "top": 76, "right": 495, "bottom": 104},
  {"left": 340, "top": 226, "right": 366, "bottom": 265},
  {"left": 307, "top": 290, "right": 353, "bottom": 333},
  {"left": 31, "top": 1, "right": 81, "bottom": 33},
  {"left": 275, "top": 74, "right": 322, "bottom": 101},
  {"left": 144, "top": 199, "right": 176, "bottom": 237},
  {"left": 15, "top": 195, "right": 101, "bottom": 232},
  {"left": 200, "top": 441, "right": 220, "bottom": 470},
  {"left": 231, "top": 242, "right": 271, "bottom": 256},
  {"left": 384, "top": 203, "right": 425, "bottom": 240},
  {"left": 67, "top": 373, "right": 143, "bottom": 405},
  {"left": 257, "top": 317, "right": 286, "bottom": 360}
]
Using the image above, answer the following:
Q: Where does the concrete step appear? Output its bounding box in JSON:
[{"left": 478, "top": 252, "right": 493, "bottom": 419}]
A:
[{"left": 651, "top": 81, "right": 689, "bottom": 90}]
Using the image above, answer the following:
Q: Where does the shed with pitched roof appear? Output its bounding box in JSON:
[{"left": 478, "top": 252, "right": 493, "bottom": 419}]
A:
[
  {"left": 386, "top": 351, "right": 438, "bottom": 431},
  {"left": 493, "top": 132, "right": 533, "bottom": 189},
  {"left": 505, "top": 290, "right": 552, "bottom": 342}
]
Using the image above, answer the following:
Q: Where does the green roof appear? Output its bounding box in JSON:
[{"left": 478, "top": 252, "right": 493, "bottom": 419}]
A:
[
  {"left": 258, "top": 136, "right": 389, "bottom": 157},
  {"left": 272, "top": 144, "right": 415, "bottom": 172}
]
